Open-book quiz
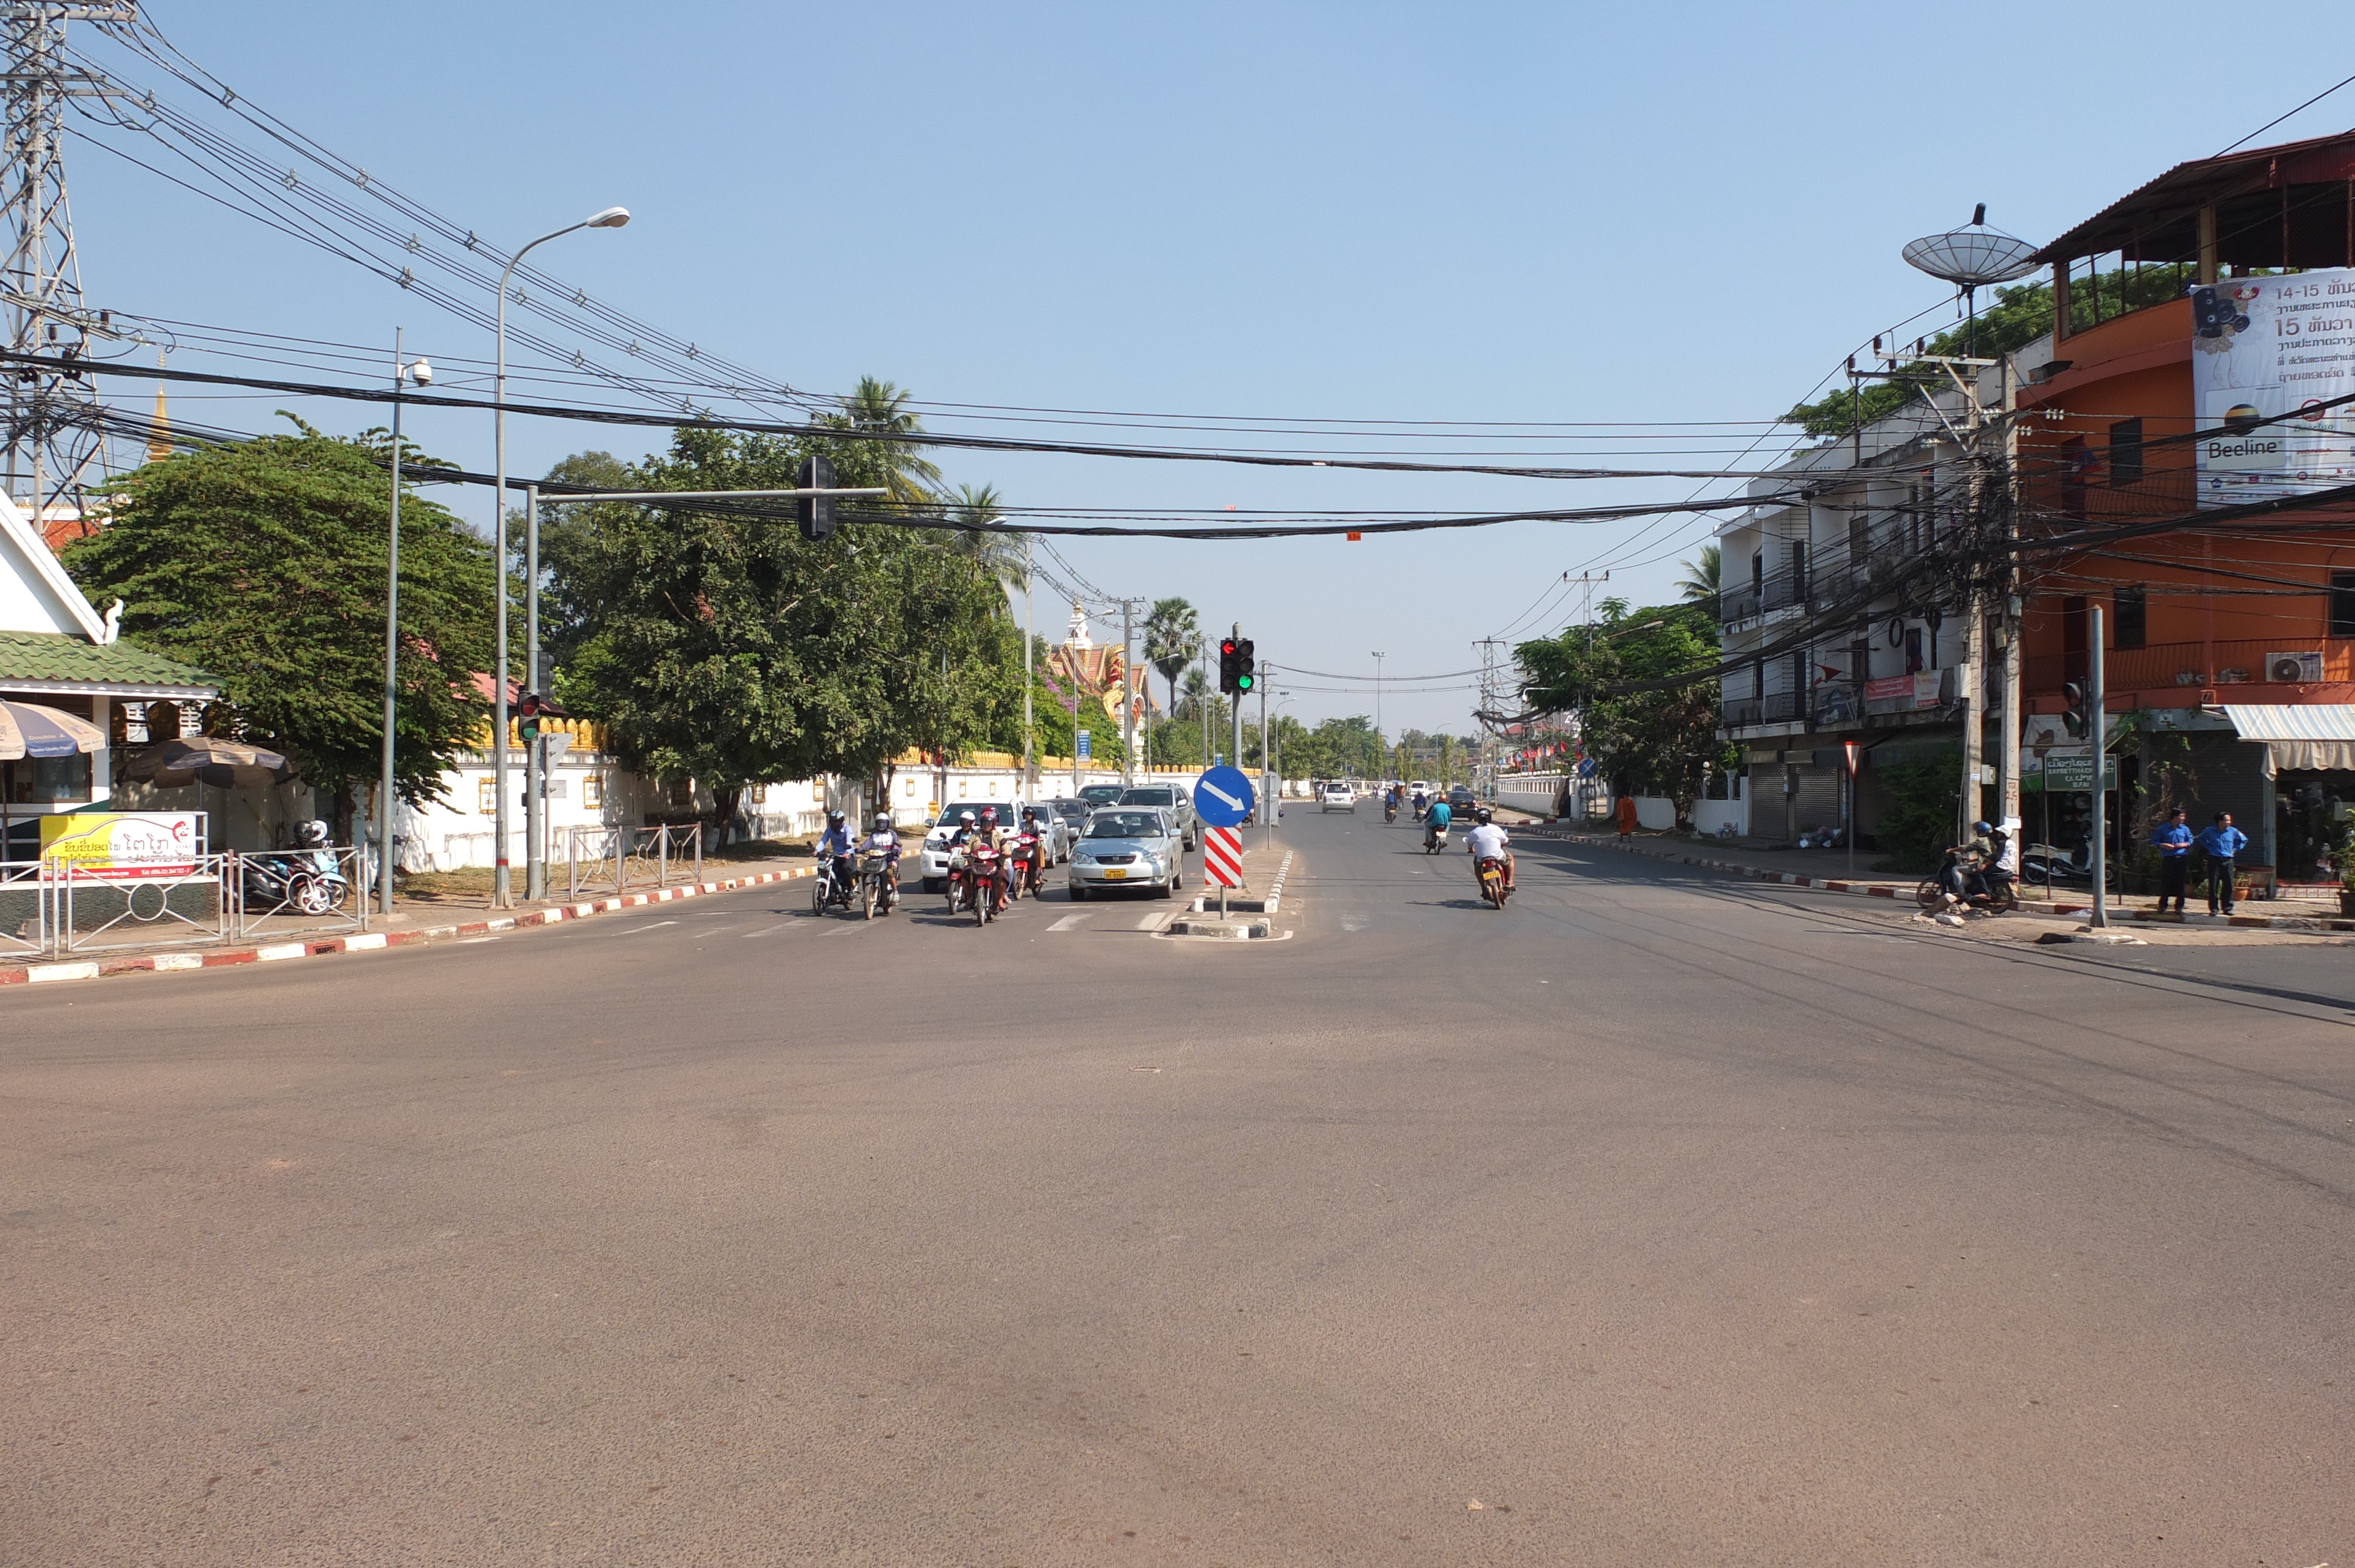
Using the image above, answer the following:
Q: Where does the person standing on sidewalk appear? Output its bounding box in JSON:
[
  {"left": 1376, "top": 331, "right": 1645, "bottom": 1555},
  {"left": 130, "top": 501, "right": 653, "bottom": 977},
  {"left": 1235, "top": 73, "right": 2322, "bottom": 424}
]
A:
[
  {"left": 2195, "top": 811, "right": 2248, "bottom": 915},
  {"left": 1616, "top": 793, "right": 1638, "bottom": 841},
  {"left": 2151, "top": 808, "right": 2193, "bottom": 915}
]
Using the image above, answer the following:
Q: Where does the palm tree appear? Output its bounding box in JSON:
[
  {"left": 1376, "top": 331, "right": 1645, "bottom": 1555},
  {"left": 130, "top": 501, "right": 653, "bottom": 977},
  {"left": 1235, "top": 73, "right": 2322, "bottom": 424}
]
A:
[
  {"left": 946, "top": 483, "right": 1028, "bottom": 594},
  {"left": 1144, "top": 596, "right": 1199, "bottom": 717},
  {"left": 1676, "top": 544, "right": 1721, "bottom": 603},
  {"left": 838, "top": 376, "right": 945, "bottom": 506}
]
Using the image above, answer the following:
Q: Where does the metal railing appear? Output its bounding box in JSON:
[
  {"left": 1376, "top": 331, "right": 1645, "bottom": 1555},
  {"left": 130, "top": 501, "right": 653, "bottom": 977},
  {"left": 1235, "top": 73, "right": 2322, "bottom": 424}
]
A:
[
  {"left": 565, "top": 822, "right": 704, "bottom": 899},
  {"left": 228, "top": 845, "right": 373, "bottom": 941},
  {"left": 0, "top": 858, "right": 45, "bottom": 958},
  {"left": 44, "top": 854, "right": 233, "bottom": 957}
]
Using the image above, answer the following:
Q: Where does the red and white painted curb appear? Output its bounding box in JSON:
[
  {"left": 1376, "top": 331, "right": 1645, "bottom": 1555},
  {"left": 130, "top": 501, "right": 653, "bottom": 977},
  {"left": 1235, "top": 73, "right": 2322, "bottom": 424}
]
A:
[{"left": 1, "top": 864, "right": 821, "bottom": 989}]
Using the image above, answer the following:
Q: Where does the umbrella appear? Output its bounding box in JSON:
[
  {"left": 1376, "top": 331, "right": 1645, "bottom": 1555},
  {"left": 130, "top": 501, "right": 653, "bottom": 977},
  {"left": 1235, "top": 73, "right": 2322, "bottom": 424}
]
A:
[
  {"left": 125, "top": 736, "right": 296, "bottom": 790},
  {"left": 0, "top": 698, "right": 104, "bottom": 760}
]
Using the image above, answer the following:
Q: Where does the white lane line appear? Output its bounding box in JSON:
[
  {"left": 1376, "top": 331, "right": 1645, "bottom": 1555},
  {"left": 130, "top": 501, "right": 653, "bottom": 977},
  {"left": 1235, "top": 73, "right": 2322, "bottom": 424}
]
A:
[
  {"left": 1341, "top": 916, "right": 1368, "bottom": 932},
  {"left": 739, "top": 924, "right": 797, "bottom": 938},
  {"left": 611, "top": 920, "right": 678, "bottom": 938},
  {"left": 1047, "top": 913, "right": 1091, "bottom": 932},
  {"left": 821, "top": 920, "right": 876, "bottom": 936},
  {"left": 1134, "top": 913, "right": 1166, "bottom": 930}
]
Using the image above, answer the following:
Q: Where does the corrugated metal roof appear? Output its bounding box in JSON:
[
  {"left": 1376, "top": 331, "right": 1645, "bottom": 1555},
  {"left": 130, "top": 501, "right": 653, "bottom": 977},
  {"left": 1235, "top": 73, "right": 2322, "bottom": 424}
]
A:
[
  {"left": 2221, "top": 703, "right": 2355, "bottom": 741},
  {"left": 0, "top": 628, "right": 215, "bottom": 694}
]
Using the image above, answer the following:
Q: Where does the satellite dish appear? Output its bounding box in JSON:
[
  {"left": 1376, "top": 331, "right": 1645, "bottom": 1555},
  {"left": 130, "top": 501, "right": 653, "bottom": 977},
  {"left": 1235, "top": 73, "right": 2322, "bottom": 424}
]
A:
[
  {"left": 1899, "top": 205, "right": 2041, "bottom": 357},
  {"left": 1902, "top": 204, "right": 2041, "bottom": 288}
]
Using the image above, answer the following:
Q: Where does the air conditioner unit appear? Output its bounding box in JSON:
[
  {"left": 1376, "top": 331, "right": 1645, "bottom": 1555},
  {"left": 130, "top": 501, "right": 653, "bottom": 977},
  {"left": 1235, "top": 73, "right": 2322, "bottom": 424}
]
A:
[{"left": 2266, "top": 650, "right": 2323, "bottom": 683}]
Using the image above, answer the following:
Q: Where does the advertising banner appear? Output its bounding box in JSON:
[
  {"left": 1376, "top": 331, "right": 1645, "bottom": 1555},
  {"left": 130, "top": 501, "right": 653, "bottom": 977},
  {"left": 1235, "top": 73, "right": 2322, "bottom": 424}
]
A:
[
  {"left": 2190, "top": 267, "right": 2355, "bottom": 506},
  {"left": 38, "top": 812, "right": 203, "bottom": 879}
]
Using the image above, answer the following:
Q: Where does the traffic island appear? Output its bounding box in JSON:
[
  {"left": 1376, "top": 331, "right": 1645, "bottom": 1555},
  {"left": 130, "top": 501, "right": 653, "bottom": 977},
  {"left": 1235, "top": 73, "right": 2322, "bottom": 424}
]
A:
[{"left": 1162, "top": 912, "right": 1273, "bottom": 939}]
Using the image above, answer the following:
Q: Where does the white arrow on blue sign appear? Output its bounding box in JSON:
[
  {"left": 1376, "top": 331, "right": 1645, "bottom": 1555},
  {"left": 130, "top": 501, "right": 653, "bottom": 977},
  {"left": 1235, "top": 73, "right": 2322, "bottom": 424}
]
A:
[{"left": 1192, "top": 765, "right": 1256, "bottom": 828}]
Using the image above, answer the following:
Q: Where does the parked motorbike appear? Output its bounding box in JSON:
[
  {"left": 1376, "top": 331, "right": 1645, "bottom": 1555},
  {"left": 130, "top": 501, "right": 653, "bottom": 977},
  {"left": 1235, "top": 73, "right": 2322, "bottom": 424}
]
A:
[
  {"left": 1475, "top": 854, "right": 1511, "bottom": 909},
  {"left": 858, "top": 849, "right": 898, "bottom": 919},
  {"left": 240, "top": 822, "right": 348, "bottom": 917},
  {"left": 1916, "top": 851, "right": 2019, "bottom": 915},
  {"left": 1424, "top": 823, "right": 1449, "bottom": 855}
]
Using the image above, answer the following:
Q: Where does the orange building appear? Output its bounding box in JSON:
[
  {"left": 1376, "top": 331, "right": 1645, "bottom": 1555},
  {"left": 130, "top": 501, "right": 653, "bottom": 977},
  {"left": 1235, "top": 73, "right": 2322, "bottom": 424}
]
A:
[{"left": 2016, "top": 132, "right": 2355, "bottom": 888}]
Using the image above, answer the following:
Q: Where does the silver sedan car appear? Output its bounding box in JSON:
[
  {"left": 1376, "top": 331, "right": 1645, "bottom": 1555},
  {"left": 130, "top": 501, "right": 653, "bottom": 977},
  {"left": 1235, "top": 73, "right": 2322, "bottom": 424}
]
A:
[{"left": 1067, "top": 807, "right": 1186, "bottom": 900}]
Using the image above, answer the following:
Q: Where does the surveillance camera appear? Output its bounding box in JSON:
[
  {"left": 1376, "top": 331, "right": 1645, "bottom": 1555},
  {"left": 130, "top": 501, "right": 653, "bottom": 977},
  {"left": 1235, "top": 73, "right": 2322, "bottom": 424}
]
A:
[{"left": 408, "top": 358, "right": 432, "bottom": 386}]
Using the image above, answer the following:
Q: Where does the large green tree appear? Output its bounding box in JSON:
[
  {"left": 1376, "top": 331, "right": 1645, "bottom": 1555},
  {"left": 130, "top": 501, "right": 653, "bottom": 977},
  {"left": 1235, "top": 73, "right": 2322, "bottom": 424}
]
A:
[
  {"left": 1517, "top": 599, "right": 1727, "bottom": 824},
  {"left": 548, "top": 423, "right": 1018, "bottom": 825},
  {"left": 65, "top": 422, "right": 499, "bottom": 835}
]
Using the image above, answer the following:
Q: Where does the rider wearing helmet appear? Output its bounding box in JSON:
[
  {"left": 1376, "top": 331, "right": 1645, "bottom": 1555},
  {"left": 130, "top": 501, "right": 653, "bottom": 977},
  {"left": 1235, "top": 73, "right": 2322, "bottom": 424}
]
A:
[
  {"left": 816, "top": 809, "right": 856, "bottom": 901},
  {"left": 857, "top": 810, "right": 902, "bottom": 898},
  {"left": 1943, "top": 820, "right": 1996, "bottom": 903},
  {"left": 1017, "top": 806, "right": 1051, "bottom": 892},
  {"left": 1464, "top": 806, "right": 1514, "bottom": 892}
]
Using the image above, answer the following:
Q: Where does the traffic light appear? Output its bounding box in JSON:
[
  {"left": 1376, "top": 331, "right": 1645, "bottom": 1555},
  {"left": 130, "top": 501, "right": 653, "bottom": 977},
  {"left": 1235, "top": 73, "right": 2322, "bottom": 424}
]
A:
[
  {"left": 518, "top": 690, "right": 543, "bottom": 742},
  {"left": 1219, "top": 637, "right": 1256, "bottom": 695},
  {"left": 2061, "top": 680, "right": 2088, "bottom": 738},
  {"left": 796, "top": 454, "right": 837, "bottom": 542}
]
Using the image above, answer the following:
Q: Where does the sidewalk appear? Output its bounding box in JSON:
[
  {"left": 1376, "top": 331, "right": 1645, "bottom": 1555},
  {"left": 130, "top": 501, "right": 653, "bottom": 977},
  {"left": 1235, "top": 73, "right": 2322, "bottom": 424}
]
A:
[
  {"left": 1505, "top": 819, "right": 2355, "bottom": 934},
  {"left": 2, "top": 860, "right": 822, "bottom": 989}
]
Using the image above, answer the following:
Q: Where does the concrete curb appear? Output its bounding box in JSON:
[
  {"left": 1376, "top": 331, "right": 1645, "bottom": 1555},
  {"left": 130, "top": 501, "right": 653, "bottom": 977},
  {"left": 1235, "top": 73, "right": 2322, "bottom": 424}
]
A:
[
  {"left": 1, "top": 864, "right": 820, "bottom": 989},
  {"left": 1265, "top": 851, "right": 1295, "bottom": 915}
]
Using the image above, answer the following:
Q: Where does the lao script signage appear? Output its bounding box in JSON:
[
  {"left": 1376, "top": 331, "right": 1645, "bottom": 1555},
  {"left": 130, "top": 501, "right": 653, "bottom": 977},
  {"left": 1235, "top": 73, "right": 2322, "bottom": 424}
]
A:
[{"left": 38, "top": 812, "right": 203, "bottom": 879}]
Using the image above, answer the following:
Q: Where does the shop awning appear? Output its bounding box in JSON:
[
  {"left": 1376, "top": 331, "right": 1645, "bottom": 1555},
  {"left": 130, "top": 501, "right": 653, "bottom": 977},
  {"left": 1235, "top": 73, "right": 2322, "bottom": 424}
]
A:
[{"left": 2221, "top": 705, "right": 2355, "bottom": 775}]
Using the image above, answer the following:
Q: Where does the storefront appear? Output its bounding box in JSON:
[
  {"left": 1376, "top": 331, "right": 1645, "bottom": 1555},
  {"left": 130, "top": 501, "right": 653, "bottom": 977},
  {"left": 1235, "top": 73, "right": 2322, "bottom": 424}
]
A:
[
  {"left": 1, "top": 634, "right": 218, "bottom": 862},
  {"left": 2224, "top": 705, "right": 2355, "bottom": 890}
]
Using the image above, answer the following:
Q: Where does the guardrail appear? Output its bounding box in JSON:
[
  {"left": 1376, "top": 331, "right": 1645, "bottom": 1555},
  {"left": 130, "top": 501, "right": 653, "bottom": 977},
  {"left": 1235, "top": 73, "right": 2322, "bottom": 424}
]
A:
[
  {"left": 565, "top": 822, "right": 704, "bottom": 899},
  {"left": 44, "top": 853, "right": 233, "bottom": 957}
]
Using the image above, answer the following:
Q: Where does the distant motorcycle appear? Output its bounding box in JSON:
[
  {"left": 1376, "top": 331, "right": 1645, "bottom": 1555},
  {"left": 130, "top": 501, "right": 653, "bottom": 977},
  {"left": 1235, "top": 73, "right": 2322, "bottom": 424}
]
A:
[
  {"left": 858, "top": 849, "right": 898, "bottom": 919},
  {"left": 239, "top": 821, "right": 347, "bottom": 917},
  {"left": 1424, "top": 822, "right": 1450, "bottom": 856}
]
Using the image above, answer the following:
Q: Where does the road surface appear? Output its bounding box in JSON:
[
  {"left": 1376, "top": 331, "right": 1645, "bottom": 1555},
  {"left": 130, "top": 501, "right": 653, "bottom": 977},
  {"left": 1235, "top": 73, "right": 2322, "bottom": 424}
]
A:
[{"left": 5, "top": 802, "right": 2350, "bottom": 1564}]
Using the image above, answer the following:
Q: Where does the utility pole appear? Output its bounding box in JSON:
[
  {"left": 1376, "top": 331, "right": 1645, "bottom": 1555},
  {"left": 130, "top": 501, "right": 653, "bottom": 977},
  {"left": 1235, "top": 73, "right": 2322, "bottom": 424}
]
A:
[
  {"left": 1371, "top": 652, "right": 1385, "bottom": 768},
  {"left": 2088, "top": 603, "right": 2108, "bottom": 929},
  {"left": 1023, "top": 536, "right": 1036, "bottom": 794},
  {"left": 1997, "top": 356, "right": 2024, "bottom": 875},
  {"left": 1119, "top": 598, "right": 1140, "bottom": 786},
  {"left": 523, "top": 484, "right": 544, "bottom": 901},
  {"left": 2, "top": 4, "right": 135, "bottom": 520},
  {"left": 1258, "top": 657, "right": 1271, "bottom": 847}
]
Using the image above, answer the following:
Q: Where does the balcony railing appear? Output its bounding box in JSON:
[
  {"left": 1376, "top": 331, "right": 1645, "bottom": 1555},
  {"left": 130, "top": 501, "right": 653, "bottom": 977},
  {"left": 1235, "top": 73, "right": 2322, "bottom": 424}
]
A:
[
  {"left": 1721, "top": 692, "right": 1800, "bottom": 728},
  {"left": 2025, "top": 637, "right": 2355, "bottom": 695}
]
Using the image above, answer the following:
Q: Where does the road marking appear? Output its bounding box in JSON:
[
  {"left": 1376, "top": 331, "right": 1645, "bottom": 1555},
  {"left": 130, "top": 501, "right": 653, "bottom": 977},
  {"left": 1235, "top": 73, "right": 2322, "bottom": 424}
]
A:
[
  {"left": 611, "top": 920, "right": 679, "bottom": 938},
  {"left": 1047, "top": 913, "right": 1091, "bottom": 932},
  {"left": 739, "top": 924, "right": 797, "bottom": 938},
  {"left": 1341, "top": 916, "right": 1368, "bottom": 932},
  {"left": 821, "top": 919, "right": 875, "bottom": 936},
  {"left": 1134, "top": 913, "right": 1167, "bottom": 930}
]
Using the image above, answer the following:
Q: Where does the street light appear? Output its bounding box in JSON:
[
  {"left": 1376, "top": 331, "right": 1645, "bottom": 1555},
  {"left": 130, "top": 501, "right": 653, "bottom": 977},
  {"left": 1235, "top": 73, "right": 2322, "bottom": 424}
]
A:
[
  {"left": 379, "top": 334, "right": 430, "bottom": 918},
  {"left": 1371, "top": 652, "right": 1385, "bottom": 768},
  {"left": 491, "top": 207, "right": 629, "bottom": 906}
]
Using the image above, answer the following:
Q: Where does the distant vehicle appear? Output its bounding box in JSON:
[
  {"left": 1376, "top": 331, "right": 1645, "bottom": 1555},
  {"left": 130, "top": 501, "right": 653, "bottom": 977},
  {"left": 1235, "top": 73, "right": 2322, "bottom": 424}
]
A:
[
  {"left": 1117, "top": 785, "right": 1198, "bottom": 850},
  {"left": 1069, "top": 807, "right": 1185, "bottom": 900},
  {"left": 1077, "top": 783, "right": 1127, "bottom": 809},
  {"left": 1044, "top": 798, "right": 1093, "bottom": 854},
  {"left": 1409, "top": 780, "right": 1431, "bottom": 795},
  {"left": 1447, "top": 785, "right": 1477, "bottom": 813},
  {"left": 1320, "top": 782, "right": 1355, "bottom": 812}
]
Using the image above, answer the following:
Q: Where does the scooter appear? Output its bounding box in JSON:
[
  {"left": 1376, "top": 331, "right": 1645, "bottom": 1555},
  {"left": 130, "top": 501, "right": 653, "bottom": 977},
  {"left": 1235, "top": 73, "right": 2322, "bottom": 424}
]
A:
[
  {"left": 1475, "top": 854, "right": 1512, "bottom": 909},
  {"left": 239, "top": 822, "right": 349, "bottom": 917},
  {"left": 1916, "top": 852, "right": 2019, "bottom": 914},
  {"left": 1384, "top": 798, "right": 1399, "bottom": 823},
  {"left": 858, "top": 849, "right": 898, "bottom": 919},
  {"left": 967, "top": 843, "right": 1006, "bottom": 925},
  {"left": 1424, "top": 822, "right": 1450, "bottom": 855}
]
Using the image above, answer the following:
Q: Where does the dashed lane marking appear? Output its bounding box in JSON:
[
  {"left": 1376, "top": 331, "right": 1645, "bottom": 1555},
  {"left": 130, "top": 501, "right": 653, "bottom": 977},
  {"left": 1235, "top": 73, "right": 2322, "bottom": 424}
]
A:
[{"left": 1047, "top": 913, "right": 1091, "bottom": 932}]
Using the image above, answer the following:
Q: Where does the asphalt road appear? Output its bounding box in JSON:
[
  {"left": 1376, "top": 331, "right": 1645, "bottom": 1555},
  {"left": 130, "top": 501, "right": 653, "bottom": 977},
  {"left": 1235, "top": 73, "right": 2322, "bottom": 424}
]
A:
[{"left": 5, "top": 802, "right": 2351, "bottom": 1566}]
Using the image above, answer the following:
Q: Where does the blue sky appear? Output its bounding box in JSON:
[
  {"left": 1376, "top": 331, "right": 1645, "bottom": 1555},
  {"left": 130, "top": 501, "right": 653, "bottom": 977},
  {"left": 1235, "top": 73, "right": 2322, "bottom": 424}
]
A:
[{"left": 59, "top": 2, "right": 2355, "bottom": 736}]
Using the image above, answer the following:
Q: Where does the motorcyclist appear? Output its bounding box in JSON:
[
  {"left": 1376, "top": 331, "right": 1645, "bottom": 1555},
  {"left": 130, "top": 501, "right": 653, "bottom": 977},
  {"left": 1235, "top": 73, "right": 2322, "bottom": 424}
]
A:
[
  {"left": 1411, "top": 787, "right": 1429, "bottom": 821},
  {"left": 974, "top": 806, "right": 1012, "bottom": 911},
  {"left": 1014, "top": 806, "right": 1052, "bottom": 893},
  {"left": 815, "top": 809, "right": 855, "bottom": 903},
  {"left": 1941, "top": 820, "right": 1995, "bottom": 905},
  {"left": 1424, "top": 793, "right": 1454, "bottom": 849},
  {"left": 857, "top": 811, "right": 901, "bottom": 901},
  {"left": 1465, "top": 806, "right": 1514, "bottom": 892}
]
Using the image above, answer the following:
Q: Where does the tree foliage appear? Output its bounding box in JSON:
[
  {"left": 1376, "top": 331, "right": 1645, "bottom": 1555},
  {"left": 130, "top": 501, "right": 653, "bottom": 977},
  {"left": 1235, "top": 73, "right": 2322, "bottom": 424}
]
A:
[
  {"left": 64, "top": 422, "right": 499, "bottom": 825},
  {"left": 1516, "top": 600, "right": 1727, "bottom": 821},
  {"left": 548, "top": 424, "right": 1021, "bottom": 822}
]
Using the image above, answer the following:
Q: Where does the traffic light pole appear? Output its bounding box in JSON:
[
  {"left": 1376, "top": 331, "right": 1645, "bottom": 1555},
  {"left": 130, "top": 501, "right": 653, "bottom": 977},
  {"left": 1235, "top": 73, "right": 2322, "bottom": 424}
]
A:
[
  {"left": 1259, "top": 657, "right": 1271, "bottom": 846},
  {"left": 1229, "top": 623, "right": 1243, "bottom": 782}
]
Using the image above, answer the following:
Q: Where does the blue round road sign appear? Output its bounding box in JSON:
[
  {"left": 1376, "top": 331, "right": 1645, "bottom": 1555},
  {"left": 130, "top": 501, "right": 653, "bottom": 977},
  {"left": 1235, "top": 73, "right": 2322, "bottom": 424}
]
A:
[{"left": 1192, "top": 765, "right": 1256, "bottom": 828}]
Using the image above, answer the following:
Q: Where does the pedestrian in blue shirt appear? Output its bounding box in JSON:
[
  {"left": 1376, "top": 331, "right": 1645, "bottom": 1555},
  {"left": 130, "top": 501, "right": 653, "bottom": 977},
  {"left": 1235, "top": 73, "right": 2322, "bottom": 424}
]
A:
[
  {"left": 2150, "top": 807, "right": 2193, "bottom": 915},
  {"left": 2194, "top": 811, "right": 2248, "bottom": 915}
]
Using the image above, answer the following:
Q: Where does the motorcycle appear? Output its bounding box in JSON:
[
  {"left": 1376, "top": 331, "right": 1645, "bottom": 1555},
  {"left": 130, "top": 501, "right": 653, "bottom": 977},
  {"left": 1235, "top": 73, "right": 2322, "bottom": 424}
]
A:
[
  {"left": 1007, "top": 832, "right": 1045, "bottom": 901},
  {"left": 239, "top": 824, "right": 349, "bottom": 918},
  {"left": 1384, "top": 798, "right": 1399, "bottom": 823},
  {"left": 858, "top": 849, "right": 898, "bottom": 919},
  {"left": 966, "top": 843, "right": 1006, "bottom": 925},
  {"left": 1916, "top": 851, "right": 2019, "bottom": 915},
  {"left": 1424, "top": 822, "right": 1449, "bottom": 855},
  {"left": 1475, "top": 854, "right": 1511, "bottom": 909},
  {"left": 811, "top": 853, "right": 856, "bottom": 915}
]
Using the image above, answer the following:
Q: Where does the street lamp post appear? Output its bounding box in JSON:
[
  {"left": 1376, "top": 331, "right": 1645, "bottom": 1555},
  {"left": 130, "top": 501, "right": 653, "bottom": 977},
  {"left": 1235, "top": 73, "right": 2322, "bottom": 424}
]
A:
[
  {"left": 379, "top": 333, "right": 431, "bottom": 918},
  {"left": 1371, "top": 652, "right": 1385, "bottom": 776},
  {"left": 492, "top": 205, "right": 628, "bottom": 907}
]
